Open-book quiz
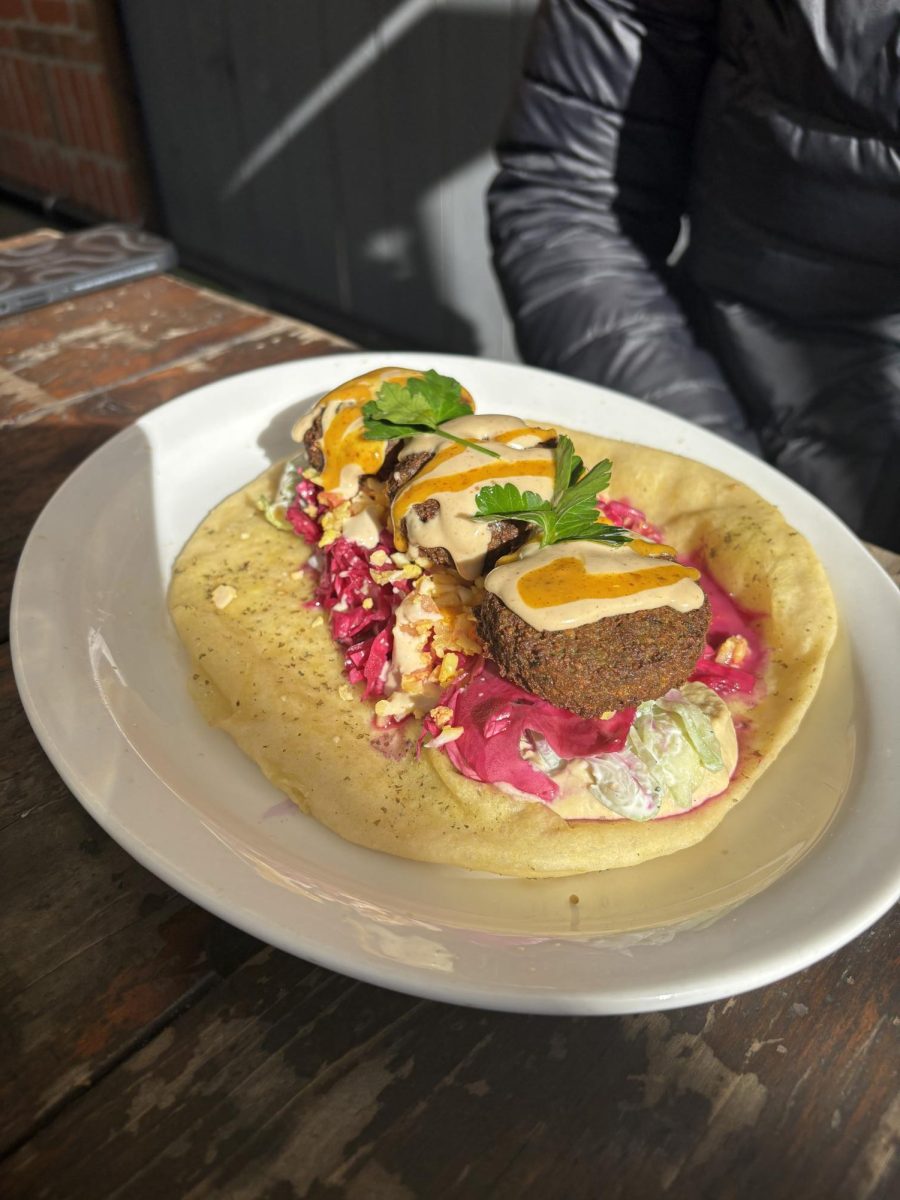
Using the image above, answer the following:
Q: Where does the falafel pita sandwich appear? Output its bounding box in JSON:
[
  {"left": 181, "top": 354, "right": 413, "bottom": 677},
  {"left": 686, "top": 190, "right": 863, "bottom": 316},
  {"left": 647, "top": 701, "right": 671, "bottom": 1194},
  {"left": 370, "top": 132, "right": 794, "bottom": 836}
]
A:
[{"left": 169, "top": 368, "right": 836, "bottom": 877}]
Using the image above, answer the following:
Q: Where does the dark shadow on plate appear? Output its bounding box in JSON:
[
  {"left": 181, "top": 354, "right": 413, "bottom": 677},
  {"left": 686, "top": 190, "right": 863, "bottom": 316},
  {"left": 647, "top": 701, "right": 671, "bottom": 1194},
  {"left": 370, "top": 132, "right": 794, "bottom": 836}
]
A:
[{"left": 255, "top": 387, "right": 324, "bottom": 465}]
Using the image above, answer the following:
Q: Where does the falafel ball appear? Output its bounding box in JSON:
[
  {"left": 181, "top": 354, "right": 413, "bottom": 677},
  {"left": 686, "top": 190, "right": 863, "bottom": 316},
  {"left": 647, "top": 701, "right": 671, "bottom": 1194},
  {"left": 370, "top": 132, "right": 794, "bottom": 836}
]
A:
[
  {"left": 399, "top": 498, "right": 527, "bottom": 571},
  {"left": 302, "top": 409, "right": 325, "bottom": 470},
  {"left": 386, "top": 451, "right": 431, "bottom": 500},
  {"left": 476, "top": 592, "right": 711, "bottom": 717},
  {"left": 304, "top": 408, "right": 403, "bottom": 485},
  {"left": 387, "top": 430, "right": 556, "bottom": 572}
]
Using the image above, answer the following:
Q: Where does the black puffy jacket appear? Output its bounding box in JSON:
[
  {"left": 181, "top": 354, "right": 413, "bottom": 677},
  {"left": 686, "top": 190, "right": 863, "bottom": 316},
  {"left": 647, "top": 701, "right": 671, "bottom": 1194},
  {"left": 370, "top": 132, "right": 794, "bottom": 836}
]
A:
[{"left": 488, "top": 0, "right": 900, "bottom": 549}]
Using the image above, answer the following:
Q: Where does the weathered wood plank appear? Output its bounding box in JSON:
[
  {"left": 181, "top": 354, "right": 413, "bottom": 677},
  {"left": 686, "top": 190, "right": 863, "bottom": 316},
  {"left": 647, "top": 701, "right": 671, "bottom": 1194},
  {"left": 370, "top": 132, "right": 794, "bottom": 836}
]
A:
[
  {"left": 0, "top": 949, "right": 418, "bottom": 1199},
  {"left": 0, "top": 275, "right": 275, "bottom": 424},
  {"left": 0, "top": 413, "right": 114, "bottom": 634},
  {"left": 0, "top": 319, "right": 349, "bottom": 633},
  {"left": 1, "top": 909, "right": 897, "bottom": 1199},
  {"left": 0, "top": 646, "right": 261, "bottom": 1158},
  {"left": 1, "top": 249, "right": 352, "bottom": 1159},
  {"left": 66, "top": 319, "right": 351, "bottom": 425}
]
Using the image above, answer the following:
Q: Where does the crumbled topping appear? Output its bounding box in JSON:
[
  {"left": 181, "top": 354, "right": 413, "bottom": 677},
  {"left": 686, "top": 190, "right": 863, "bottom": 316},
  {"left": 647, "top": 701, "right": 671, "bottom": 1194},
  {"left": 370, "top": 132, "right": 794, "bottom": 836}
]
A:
[
  {"left": 370, "top": 568, "right": 399, "bottom": 585},
  {"left": 438, "top": 653, "right": 460, "bottom": 685},
  {"left": 375, "top": 693, "right": 416, "bottom": 721},
  {"left": 212, "top": 585, "right": 237, "bottom": 609},
  {"left": 424, "top": 725, "right": 464, "bottom": 749},
  {"left": 371, "top": 564, "right": 421, "bottom": 585},
  {"left": 318, "top": 501, "right": 352, "bottom": 548},
  {"left": 400, "top": 670, "right": 430, "bottom": 695},
  {"left": 715, "top": 634, "right": 750, "bottom": 667}
]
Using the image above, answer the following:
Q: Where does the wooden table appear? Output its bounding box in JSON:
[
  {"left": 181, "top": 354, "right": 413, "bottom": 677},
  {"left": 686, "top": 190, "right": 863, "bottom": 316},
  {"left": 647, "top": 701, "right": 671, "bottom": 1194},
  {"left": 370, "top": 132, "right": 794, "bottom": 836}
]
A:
[{"left": 2, "top": 233, "right": 898, "bottom": 1200}]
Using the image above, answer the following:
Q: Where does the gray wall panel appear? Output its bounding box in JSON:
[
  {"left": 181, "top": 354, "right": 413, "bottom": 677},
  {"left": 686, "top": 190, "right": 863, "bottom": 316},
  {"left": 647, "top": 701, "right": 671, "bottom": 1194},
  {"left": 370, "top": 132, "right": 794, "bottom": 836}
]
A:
[{"left": 122, "top": 0, "right": 538, "bottom": 357}]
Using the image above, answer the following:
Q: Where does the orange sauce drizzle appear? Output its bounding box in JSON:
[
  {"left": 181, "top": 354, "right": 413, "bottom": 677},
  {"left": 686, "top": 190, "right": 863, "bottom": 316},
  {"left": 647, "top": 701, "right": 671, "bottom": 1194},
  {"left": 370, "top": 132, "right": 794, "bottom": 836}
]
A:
[
  {"left": 320, "top": 404, "right": 386, "bottom": 491},
  {"left": 392, "top": 456, "right": 556, "bottom": 525},
  {"left": 628, "top": 538, "right": 677, "bottom": 557},
  {"left": 317, "top": 368, "right": 476, "bottom": 492},
  {"left": 517, "top": 555, "right": 700, "bottom": 608},
  {"left": 491, "top": 426, "right": 557, "bottom": 445}
]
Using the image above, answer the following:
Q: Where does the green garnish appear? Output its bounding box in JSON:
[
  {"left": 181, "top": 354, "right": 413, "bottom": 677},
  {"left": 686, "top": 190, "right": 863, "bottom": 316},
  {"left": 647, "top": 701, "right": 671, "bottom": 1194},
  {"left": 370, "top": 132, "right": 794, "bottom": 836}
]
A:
[
  {"left": 473, "top": 435, "right": 633, "bottom": 547},
  {"left": 361, "top": 369, "right": 500, "bottom": 458},
  {"left": 256, "top": 459, "right": 300, "bottom": 531}
]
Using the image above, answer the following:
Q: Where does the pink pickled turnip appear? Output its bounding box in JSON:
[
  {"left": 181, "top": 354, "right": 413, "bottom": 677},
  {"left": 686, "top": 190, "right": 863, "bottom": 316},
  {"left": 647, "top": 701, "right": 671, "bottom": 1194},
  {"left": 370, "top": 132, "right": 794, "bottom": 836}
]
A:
[{"left": 425, "top": 665, "right": 634, "bottom": 802}]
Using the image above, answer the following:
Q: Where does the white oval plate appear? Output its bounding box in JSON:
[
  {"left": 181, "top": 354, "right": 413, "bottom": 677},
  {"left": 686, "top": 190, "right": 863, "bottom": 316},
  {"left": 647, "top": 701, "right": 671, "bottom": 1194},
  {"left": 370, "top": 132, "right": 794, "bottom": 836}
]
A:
[{"left": 11, "top": 353, "right": 900, "bottom": 1014}]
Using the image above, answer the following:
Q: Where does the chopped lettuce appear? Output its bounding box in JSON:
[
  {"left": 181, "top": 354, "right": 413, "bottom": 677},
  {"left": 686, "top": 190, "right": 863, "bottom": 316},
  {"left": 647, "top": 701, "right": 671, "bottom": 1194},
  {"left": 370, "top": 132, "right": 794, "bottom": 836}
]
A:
[
  {"left": 514, "top": 688, "right": 729, "bottom": 820},
  {"left": 587, "top": 750, "right": 661, "bottom": 821},
  {"left": 586, "top": 689, "right": 726, "bottom": 817},
  {"left": 652, "top": 690, "right": 725, "bottom": 772},
  {"left": 526, "top": 732, "right": 563, "bottom": 774},
  {"left": 257, "top": 459, "right": 301, "bottom": 530}
]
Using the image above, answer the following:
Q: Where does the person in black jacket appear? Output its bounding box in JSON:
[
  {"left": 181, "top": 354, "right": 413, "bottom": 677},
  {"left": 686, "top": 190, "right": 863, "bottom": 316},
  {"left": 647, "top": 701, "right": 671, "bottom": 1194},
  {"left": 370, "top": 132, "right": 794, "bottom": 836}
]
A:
[{"left": 488, "top": 0, "right": 900, "bottom": 550}]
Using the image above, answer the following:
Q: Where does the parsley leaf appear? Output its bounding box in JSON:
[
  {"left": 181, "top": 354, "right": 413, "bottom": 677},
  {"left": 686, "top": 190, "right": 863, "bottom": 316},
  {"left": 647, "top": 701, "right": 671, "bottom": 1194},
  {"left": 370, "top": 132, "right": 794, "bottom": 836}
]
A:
[
  {"left": 473, "top": 436, "right": 632, "bottom": 547},
  {"left": 552, "top": 435, "right": 584, "bottom": 501},
  {"left": 473, "top": 482, "right": 550, "bottom": 516},
  {"left": 362, "top": 369, "right": 499, "bottom": 458},
  {"left": 474, "top": 483, "right": 555, "bottom": 541}
]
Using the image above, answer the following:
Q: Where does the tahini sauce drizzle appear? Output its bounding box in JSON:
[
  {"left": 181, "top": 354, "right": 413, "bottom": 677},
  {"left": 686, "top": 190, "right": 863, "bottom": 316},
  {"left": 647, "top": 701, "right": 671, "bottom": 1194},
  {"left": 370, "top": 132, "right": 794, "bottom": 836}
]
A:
[
  {"left": 390, "top": 414, "right": 557, "bottom": 580},
  {"left": 485, "top": 540, "right": 704, "bottom": 630},
  {"left": 398, "top": 413, "right": 555, "bottom": 459},
  {"left": 292, "top": 367, "right": 475, "bottom": 500},
  {"left": 317, "top": 403, "right": 385, "bottom": 496}
]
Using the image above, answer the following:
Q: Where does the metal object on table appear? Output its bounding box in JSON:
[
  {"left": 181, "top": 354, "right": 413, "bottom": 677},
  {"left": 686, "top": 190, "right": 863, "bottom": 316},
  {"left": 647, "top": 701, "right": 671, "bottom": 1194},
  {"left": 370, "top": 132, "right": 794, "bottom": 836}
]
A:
[{"left": 0, "top": 225, "right": 177, "bottom": 316}]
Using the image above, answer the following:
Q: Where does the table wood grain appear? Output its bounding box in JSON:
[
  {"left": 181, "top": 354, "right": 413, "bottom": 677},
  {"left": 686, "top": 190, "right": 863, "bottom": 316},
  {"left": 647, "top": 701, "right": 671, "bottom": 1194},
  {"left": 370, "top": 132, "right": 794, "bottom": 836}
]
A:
[{"left": 1, "top": 232, "right": 897, "bottom": 1200}]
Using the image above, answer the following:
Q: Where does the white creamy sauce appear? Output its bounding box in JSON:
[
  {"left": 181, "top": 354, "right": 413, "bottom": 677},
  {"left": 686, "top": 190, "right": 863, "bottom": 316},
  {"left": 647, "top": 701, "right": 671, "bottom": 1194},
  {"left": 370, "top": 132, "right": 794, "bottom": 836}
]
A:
[
  {"left": 290, "top": 405, "right": 319, "bottom": 443},
  {"left": 320, "top": 403, "right": 369, "bottom": 500},
  {"left": 291, "top": 400, "right": 365, "bottom": 498},
  {"left": 398, "top": 413, "right": 547, "bottom": 460},
  {"left": 295, "top": 400, "right": 389, "bottom": 501},
  {"left": 336, "top": 461, "right": 365, "bottom": 500},
  {"left": 525, "top": 683, "right": 739, "bottom": 821},
  {"left": 341, "top": 500, "right": 383, "bottom": 550},
  {"left": 484, "top": 540, "right": 705, "bottom": 630}
]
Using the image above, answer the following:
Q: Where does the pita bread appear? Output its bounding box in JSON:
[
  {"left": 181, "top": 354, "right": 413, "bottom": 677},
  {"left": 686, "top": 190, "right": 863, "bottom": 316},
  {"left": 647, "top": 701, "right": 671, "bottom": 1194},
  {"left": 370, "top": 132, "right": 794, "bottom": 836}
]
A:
[{"left": 168, "top": 428, "right": 836, "bottom": 876}]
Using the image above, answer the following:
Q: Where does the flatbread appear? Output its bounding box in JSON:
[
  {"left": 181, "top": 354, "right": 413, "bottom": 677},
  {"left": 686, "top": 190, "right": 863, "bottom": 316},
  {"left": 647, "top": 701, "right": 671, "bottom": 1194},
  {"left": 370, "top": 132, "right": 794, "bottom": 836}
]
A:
[{"left": 168, "top": 429, "right": 837, "bottom": 877}]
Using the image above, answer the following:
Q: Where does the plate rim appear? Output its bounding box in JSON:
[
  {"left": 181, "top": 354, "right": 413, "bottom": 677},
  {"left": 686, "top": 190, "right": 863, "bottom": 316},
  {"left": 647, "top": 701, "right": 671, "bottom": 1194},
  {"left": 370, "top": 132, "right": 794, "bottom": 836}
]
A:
[{"left": 11, "top": 350, "right": 900, "bottom": 1014}]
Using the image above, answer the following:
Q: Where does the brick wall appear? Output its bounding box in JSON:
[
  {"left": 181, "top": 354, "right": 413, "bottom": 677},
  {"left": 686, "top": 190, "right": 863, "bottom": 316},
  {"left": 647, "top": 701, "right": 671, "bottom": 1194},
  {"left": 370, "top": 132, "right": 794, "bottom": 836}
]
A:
[{"left": 0, "top": 0, "right": 150, "bottom": 221}]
